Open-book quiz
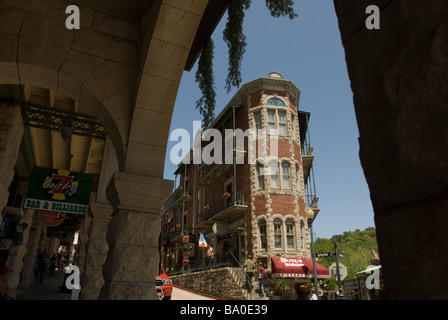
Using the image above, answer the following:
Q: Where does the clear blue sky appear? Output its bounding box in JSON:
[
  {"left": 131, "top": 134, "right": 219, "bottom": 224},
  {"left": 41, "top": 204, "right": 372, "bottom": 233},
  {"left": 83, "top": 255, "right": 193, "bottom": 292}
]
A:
[{"left": 164, "top": 1, "right": 375, "bottom": 239}]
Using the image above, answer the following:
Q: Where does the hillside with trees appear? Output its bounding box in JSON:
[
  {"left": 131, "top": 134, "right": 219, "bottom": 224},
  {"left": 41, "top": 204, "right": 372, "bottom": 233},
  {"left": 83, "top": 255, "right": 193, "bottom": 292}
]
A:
[{"left": 314, "top": 227, "right": 379, "bottom": 280}]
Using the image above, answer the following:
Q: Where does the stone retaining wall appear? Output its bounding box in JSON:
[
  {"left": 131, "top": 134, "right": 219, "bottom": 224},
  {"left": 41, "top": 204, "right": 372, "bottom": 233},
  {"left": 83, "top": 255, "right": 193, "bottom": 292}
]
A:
[{"left": 171, "top": 267, "right": 250, "bottom": 300}]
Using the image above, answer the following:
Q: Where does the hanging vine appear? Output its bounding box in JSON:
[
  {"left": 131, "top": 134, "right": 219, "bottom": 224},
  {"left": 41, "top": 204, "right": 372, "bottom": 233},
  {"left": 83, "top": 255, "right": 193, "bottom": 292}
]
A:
[
  {"left": 195, "top": 38, "right": 216, "bottom": 129},
  {"left": 195, "top": 0, "right": 298, "bottom": 129}
]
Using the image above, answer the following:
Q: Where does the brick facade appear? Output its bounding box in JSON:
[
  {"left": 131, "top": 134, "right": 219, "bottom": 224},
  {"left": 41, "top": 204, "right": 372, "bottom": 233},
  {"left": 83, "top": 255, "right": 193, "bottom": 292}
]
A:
[{"left": 161, "top": 73, "right": 314, "bottom": 274}]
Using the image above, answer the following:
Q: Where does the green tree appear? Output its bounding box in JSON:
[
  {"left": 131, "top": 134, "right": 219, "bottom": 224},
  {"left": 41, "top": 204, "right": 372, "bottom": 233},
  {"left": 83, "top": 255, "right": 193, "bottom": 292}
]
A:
[{"left": 314, "top": 227, "right": 379, "bottom": 280}]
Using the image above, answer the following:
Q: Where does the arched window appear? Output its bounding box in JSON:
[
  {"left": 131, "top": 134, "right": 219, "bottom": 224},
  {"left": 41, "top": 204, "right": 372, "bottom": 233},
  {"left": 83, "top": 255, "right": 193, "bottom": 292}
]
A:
[
  {"left": 274, "top": 218, "right": 283, "bottom": 249},
  {"left": 259, "top": 220, "right": 267, "bottom": 251},
  {"left": 282, "top": 161, "right": 291, "bottom": 189},
  {"left": 267, "top": 97, "right": 286, "bottom": 107},
  {"left": 286, "top": 219, "right": 295, "bottom": 250}
]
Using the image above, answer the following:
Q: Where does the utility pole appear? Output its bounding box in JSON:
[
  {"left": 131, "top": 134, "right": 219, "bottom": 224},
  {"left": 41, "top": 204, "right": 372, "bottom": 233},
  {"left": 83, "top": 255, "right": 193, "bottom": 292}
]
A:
[{"left": 333, "top": 240, "right": 345, "bottom": 299}]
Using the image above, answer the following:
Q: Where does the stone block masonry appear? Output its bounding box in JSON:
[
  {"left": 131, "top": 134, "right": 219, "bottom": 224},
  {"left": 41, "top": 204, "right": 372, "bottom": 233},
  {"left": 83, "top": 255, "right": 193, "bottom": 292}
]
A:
[{"left": 171, "top": 268, "right": 251, "bottom": 300}]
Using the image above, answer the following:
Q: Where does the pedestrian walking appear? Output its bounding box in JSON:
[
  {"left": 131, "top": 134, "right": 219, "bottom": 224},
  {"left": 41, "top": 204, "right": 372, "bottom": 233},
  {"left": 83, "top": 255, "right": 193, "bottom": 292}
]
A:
[
  {"left": 38, "top": 249, "right": 50, "bottom": 283},
  {"left": 49, "top": 253, "right": 58, "bottom": 276},
  {"left": 182, "top": 255, "right": 190, "bottom": 273},
  {"left": 242, "top": 254, "right": 256, "bottom": 291},
  {"left": 256, "top": 262, "right": 266, "bottom": 297},
  {"left": 207, "top": 246, "right": 214, "bottom": 267}
]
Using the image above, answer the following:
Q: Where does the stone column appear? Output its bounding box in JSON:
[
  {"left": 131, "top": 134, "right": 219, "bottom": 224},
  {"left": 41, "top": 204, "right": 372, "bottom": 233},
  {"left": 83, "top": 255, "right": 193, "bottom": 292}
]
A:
[
  {"left": 333, "top": 0, "right": 448, "bottom": 299},
  {"left": 99, "top": 172, "right": 172, "bottom": 300},
  {"left": 76, "top": 212, "right": 91, "bottom": 275},
  {"left": 4, "top": 209, "right": 34, "bottom": 299},
  {"left": 79, "top": 203, "right": 111, "bottom": 300},
  {"left": 19, "top": 211, "right": 42, "bottom": 291},
  {"left": 0, "top": 103, "right": 23, "bottom": 224}
]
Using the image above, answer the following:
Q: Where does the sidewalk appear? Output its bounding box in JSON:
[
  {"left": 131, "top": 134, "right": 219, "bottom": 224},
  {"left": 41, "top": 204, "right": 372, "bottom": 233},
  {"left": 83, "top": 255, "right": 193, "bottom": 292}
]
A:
[{"left": 15, "top": 273, "right": 72, "bottom": 300}]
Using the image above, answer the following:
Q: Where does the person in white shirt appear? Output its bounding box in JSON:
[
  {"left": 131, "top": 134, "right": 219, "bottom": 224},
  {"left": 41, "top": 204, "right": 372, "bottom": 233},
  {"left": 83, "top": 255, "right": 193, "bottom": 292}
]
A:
[{"left": 310, "top": 289, "right": 318, "bottom": 300}]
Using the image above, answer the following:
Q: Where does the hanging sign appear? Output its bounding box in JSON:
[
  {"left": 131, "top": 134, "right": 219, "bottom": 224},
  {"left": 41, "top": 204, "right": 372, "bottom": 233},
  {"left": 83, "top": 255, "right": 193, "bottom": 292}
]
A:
[
  {"left": 212, "top": 222, "right": 229, "bottom": 236},
  {"left": 198, "top": 232, "right": 208, "bottom": 248},
  {"left": 23, "top": 166, "right": 92, "bottom": 214},
  {"left": 40, "top": 211, "right": 66, "bottom": 226}
]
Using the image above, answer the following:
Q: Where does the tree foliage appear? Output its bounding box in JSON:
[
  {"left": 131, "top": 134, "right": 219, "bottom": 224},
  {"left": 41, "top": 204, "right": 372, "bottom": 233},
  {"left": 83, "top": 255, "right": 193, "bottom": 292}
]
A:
[
  {"left": 195, "top": 0, "right": 298, "bottom": 128},
  {"left": 314, "top": 227, "right": 379, "bottom": 280}
]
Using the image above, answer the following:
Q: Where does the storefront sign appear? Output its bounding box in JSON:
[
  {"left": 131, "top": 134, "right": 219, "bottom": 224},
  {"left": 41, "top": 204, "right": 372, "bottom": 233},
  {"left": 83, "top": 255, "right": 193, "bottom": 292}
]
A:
[
  {"left": 212, "top": 222, "right": 229, "bottom": 236},
  {"left": 40, "top": 211, "right": 66, "bottom": 226},
  {"left": 24, "top": 167, "right": 92, "bottom": 214},
  {"left": 182, "top": 233, "right": 196, "bottom": 244}
]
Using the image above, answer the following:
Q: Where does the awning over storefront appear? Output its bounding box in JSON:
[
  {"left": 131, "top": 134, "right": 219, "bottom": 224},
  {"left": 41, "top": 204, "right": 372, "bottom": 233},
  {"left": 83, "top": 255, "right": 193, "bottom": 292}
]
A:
[{"left": 271, "top": 257, "right": 330, "bottom": 279}]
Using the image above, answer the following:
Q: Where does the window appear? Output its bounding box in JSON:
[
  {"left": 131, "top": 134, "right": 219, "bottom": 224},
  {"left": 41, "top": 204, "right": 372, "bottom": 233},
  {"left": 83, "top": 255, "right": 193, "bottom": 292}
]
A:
[
  {"left": 257, "top": 162, "right": 265, "bottom": 190},
  {"left": 282, "top": 161, "right": 291, "bottom": 189},
  {"left": 267, "top": 97, "right": 286, "bottom": 107},
  {"left": 278, "top": 111, "right": 287, "bottom": 135},
  {"left": 266, "top": 109, "right": 288, "bottom": 136},
  {"left": 267, "top": 110, "right": 276, "bottom": 135},
  {"left": 274, "top": 218, "right": 283, "bottom": 249},
  {"left": 270, "top": 160, "right": 279, "bottom": 188},
  {"left": 286, "top": 219, "right": 295, "bottom": 250},
  {"left": 259, "top": 220, "right": 267, "bottom": 251}
]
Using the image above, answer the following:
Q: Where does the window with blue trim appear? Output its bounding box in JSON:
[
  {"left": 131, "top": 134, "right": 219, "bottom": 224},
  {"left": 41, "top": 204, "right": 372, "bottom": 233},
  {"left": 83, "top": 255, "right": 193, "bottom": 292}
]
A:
[{"left": 267, "top": 97, "right": 286, "bottom": 107}]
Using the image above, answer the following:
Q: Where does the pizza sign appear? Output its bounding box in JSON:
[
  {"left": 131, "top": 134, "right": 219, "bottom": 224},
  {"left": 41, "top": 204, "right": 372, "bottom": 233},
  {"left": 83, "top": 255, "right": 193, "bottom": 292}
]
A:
[{"left": 24, "top": 167, "right": 92, "bottom": 215}]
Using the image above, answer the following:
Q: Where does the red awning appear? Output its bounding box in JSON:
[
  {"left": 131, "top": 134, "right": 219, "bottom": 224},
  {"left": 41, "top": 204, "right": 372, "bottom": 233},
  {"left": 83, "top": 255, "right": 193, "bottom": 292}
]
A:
[{"left": 271, "top": 257, "right": 330, "bottom": 279}]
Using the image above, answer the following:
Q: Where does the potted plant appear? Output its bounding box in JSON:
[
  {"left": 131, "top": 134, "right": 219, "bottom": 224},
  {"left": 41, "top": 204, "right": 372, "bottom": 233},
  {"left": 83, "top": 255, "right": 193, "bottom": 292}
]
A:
[{"left": 274, "top": 279, "right": 290, "bottom": 300}]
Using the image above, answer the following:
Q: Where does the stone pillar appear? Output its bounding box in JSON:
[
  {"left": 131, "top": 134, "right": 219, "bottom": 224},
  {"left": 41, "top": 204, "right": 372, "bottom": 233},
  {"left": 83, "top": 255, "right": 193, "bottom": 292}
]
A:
[
  {"left": 333, "top": 0, "right": 448, "bottom": 299},
  {"left": 0, "top": 103, "right": 23, "bottom": 224},
  {"left": 19, "top": 212, "right": 42, "bottom": 291},
  {"left": 79, "top": 203, "right": 111, "bottom": 300},
  {"left": 4, "top": 209, "right": 34, "bottom": 299},
  {"left": 99, "top": 172, "right": 172, "bottom": 300},
  {"left": 76, "top": 212, "right": 91, "bottom": 275}
]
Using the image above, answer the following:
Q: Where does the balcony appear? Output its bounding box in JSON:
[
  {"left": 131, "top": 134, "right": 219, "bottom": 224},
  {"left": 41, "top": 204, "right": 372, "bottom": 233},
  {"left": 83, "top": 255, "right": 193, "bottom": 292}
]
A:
[
  {"left": 162, "top": 185, "right": 191, "bottom": 213},
  {"left": 196, "top": 192, "right": 247, "bottom": 230}
]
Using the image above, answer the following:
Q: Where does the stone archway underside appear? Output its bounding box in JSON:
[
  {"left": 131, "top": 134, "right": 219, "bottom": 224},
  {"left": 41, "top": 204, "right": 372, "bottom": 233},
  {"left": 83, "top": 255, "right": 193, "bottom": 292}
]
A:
[{"left": 334, "top": 0, "right": 448, "bottom": 299}]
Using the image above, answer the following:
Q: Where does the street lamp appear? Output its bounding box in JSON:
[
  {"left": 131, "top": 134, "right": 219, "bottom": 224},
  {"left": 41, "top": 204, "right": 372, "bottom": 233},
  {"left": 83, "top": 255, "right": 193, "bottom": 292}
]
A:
[
  {"left": 306, "top": 208, "right": 319, "bottom": 298},
  {"left": 60, "top": 117, "right": 74, "bottom": 141}
]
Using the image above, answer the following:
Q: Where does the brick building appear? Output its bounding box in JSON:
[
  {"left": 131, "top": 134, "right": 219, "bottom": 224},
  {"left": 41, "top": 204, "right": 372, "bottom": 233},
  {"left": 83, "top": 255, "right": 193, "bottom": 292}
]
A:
[{"left": 161, "top": 72, "right": 319, "bottom": 274}]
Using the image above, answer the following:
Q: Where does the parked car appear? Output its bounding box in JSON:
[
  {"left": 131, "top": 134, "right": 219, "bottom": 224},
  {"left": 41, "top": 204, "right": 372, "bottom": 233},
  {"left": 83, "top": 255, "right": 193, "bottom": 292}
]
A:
[{"left": 155, "top": 265, "right": 173, "bottom": 300}]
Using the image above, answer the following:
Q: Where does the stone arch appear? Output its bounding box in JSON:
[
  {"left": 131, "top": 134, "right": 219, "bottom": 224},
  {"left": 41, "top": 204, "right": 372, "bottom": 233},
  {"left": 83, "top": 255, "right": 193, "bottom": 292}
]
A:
[{"left": 0, "top": 62, "right": 125, "bottom": 170}]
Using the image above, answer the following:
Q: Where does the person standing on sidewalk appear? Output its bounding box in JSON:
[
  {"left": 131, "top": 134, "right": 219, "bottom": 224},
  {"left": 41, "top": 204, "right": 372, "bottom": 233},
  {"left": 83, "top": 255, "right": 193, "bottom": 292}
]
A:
[
  {"left": 38, "top": 249, "right": 50, "bottom": 283},
  {"left": 256, "top": 262, "right": 266, "bottom": 297}
]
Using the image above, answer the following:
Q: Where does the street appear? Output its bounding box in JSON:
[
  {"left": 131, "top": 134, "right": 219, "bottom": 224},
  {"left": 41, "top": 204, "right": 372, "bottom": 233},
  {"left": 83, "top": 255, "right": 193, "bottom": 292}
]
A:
[{"left": 171, "top": 286, "right": 218, "bottom": 300}]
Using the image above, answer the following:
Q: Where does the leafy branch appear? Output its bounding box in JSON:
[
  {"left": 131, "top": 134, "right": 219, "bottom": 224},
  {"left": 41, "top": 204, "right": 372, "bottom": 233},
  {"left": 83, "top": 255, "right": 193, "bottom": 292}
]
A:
[{"left": 195, "top": 0, "right": 298, "bottom": 129}]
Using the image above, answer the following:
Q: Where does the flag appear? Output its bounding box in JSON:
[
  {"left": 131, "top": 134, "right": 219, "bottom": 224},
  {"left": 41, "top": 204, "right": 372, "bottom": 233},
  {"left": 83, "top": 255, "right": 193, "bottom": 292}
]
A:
[
  {"left": 199, "top": 232, "right": 208, "bottom": 248},
  {"left": 371, "top": 248, "right": 379, "bottom": 260}
]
